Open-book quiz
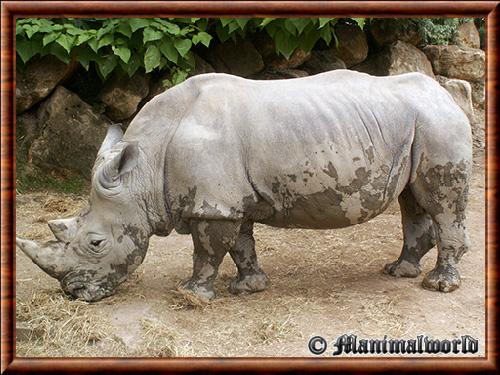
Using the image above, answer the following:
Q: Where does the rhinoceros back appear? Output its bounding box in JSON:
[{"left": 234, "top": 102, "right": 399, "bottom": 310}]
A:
[{"left": 159, "top": 71, "right": 467, "bottom": 230}]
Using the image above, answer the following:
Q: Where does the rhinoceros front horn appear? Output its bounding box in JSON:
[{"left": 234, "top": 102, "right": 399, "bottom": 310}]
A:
[{"left": 16, "top": 237, "right": 69, "bottom": 280}]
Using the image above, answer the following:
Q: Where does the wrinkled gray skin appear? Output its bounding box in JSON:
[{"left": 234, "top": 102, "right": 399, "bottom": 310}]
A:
[{"left": 17, "top": 70, "right": 472, "bottom": 302}]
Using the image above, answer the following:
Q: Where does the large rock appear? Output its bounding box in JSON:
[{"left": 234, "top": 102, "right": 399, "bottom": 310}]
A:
[
  {"left": 366, "top": 19, "right": 423, "bottom": 49},
  {"left": 16, "top": 55, "right": 77, "bottom": 114},
  {"left": 265, "top": 49, "right": 311, "bottom": 70},
  {"left": 251, "top": 68, "right": 308, "bottom": 80},
  {"left": 30, "top": 86, "right": 112, "bottom": 178},
  {"left": 16, "top": 110, "right": 40, "bottom": 167},
  {"left": 300, "top": 49, "right": 346, "bottom": 75},
  {"left": 17, "top": 110, "right": 40, "bottom": 147},
  {"left": 422, "top": 45, "right": 485, "bottom": 81},
  {"left": 189, "top": 54, "right": 215, "bottom": 76},
  {"left": 352, "top": 41, "right": 434, "bottom": 78},
  {"left": 453, "top": 21, "right": 480, "bottom": 49},
  {"left": 252, "top": 30, "right": 311, "bottom": 70},
  {"left": 207, "top": 40, "right": 264, "bottom": 77},
  {"left": 98, "top": 72, "right": 150, "bottom": 121},
  {"left": 436, "top": 76, "right": 474, "bottom": 123},
  {"left": 333, "top": 21, "right": 368, "bottom": 67},
  {"left": 470, "top": 80, "right": 485, "bottom": 109},
  {"left": 252, "top": 31, "right": 277, "bottom": 60}
]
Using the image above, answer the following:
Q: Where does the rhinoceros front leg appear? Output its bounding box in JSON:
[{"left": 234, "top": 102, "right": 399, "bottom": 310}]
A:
[
  {"left": 179, "top": 219, "right": 241, "bottom": 302},
  {"left": 384, "top": 187, "right": 436, "bottom": 278},
  {"left": 228, "top": 221, "right": 268, "bottom": 295}
]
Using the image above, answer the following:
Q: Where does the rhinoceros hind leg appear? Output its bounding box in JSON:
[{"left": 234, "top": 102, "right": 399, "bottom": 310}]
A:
[
  {"left": 228, "top": 221, "right": 268, "bottom": 294},
  {"left": 384, "top": 187, "right": 436, "bottom": 278},
  {"left": 411, "top": 157, "right": 471, "bottom": 292},
  {"left": 179, "top": 219, "right": 241, "bottom": 301}
]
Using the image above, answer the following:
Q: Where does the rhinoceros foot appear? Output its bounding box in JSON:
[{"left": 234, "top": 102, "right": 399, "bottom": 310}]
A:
[
  {"left": 383, "top": 259, "right": 421, "bottom": 278},
  {"left": 422, "top": 265, "right": 461, "bottom": 292},
  {"left": 176, "top": 279, "right": 215, "bottom": 304},
  {"left": 229, "top": 272, "right": 268, "bottom": 295}
]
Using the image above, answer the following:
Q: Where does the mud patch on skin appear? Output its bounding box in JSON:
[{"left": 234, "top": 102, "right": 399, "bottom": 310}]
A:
[
  {"left": 174, "top": 186, "right": 197, "bottom": 234},
  {"left": 415, "top": 157, "right": 471, "bottom": 220},
  {"left": 322, "top": 162, "right": 338, "bottom": 179}
]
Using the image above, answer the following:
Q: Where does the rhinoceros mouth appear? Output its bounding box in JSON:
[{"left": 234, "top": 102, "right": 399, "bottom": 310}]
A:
[{"left": 61, "top": 272, "right": 114, "bottom": 302}]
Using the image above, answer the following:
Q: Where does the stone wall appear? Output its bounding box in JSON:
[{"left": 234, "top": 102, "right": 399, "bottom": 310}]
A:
[{"left": 16, "top": 19, "right": 485, "bottom": 180}]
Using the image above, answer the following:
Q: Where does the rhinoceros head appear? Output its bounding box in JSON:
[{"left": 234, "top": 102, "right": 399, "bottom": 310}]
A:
[{"left": 17, "top": 125, "right": 152, "bottom": 302}]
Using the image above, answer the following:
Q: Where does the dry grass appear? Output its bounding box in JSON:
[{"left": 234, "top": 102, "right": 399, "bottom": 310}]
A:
[
  {"left": 133, "top": 318, "right": 178, "bottom": 357},
  {"left": 16, "top": 289, "right": 123, "bottom": 357},
  {"left": 254, "top": 312, "right": 299, "bottom": 344}
]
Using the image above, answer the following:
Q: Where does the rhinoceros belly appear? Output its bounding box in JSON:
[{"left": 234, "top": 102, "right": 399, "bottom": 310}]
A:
[{"left": 253, "top": 146, "right": 412, "bottom": 229}]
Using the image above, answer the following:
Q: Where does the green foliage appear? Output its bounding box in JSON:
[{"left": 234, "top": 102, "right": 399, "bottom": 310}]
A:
[
  {"left": 16, "top": 18, "right": 208, "bottom": 80},
  {"left": 16, "top": 17, "right": 366, "bottom": 84},
  {"left": 412, "top": 18, "right": 462, "bottom": 45}
]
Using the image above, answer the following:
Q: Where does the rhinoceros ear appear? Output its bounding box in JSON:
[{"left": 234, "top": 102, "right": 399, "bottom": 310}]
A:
[
  {"left": 48, "top": 217, "right": 79, "bottom": 243},
  {"left": 98, "top": 142, "right": 140, "bottom": 189},
  {"left": 98, "top": 124, "right": 123, "bottom": 156}
]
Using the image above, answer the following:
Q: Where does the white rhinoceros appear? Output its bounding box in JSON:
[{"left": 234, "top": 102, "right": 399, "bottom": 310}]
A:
[{"left": 17, "top": 70, "right": 472, "bottom": 302}]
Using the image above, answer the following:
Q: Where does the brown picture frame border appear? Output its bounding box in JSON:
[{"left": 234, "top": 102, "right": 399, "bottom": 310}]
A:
[{"left": 1, "top": 1, "right": 498, "bottom": 373}]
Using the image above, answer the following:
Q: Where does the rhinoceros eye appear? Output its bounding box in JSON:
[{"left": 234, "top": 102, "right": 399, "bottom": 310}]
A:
[
  {"left": 90, "top": 239, "right": 104, "bottom": 247},
  {"left": 86, "top": 234, "right": 107, "bottom": 255}
]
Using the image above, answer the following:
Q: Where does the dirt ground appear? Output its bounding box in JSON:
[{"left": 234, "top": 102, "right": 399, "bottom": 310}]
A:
[{"left": 15, "top": 155, "right": 485, "bottom": 358}]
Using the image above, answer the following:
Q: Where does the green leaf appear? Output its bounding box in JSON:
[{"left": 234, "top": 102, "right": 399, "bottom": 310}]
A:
[
  {"left": 215, "top": 22, "right": 230, "bottom": 42},
  {"left": 112, "top": 45, "right": 131, "bottom": 63},
  {"left": 77, "top": 46, "right": 97, "bottom": 71},
  {"left": 129, "top": 18, "right": 151, "bottom": 32},
  {"left": 320, "top": 25, "right": 332, "bottom": 45},
  {"left": 284, "top": 19, "right": 298, "bottom": 35},
  {"left": 235, "top": 18, "right": 250, "bottom": 30},
  {"left": 173, "top": 38, "right": 192, "bottom": 57},
  {"left": 352, "top": 18, "right": 365, "bottom": 29},
  {"left": 97, "top": 33, "right": 113, "bottom": 50},
  {"left": 227, "top": 21, "right": 241, "bottom": 34},
  {"left": 56, "top": 34, "right": 75, "bottom": 53},
  {"left": 221, "top": 19, "right": 233, "bottom": 27},
  {"left": 16, "top": 38, "right": 36, "bottom": 63},
  {"left": 76, "top": 32, "right": 93, "bottom": 46},
  {"left": 274, "top": 29, "right": 297, "bottom": 59},
  {"left": 143, "top": 27, "right": 163, "bottom": 43},
  {"left": 42, "top": 32, "right": 60, "bottom": 46},
  {"left": 259, "top": 18, "right": 276, "bottom": 28},
  {"left": 192, "top": 31, "right": 212, "bottom": 47},
  {"left": 25, "top": 25, "right": 40, "bottom": 39},
  {"left": 49, "top": 43, "right": 70, "bottom": 64},
  {"left": 172, "top": 69, "right": 188, "bottom": 85},
  {"left": 162, "top": 78, "right": 173, "bottom": 90},
  {"left": 65, "top": 25, "right": 82, "bottom": 36},
  {"left": 159, "top": 38, "right": 178, "bottom": 63},
  {"left": 88, "top": 37, "right": 99, "bottom": 53},
  {"left": 16, "top": 25, "right": 25, "bottom": 36},
  {"left": 117, "top": 22, "right": 132, "bottom": 38},
  {"left": 182, "top": 51, "right": 195, "bottom": 69},
  {"left": 298, "top": 28, "right": 321, "bottom": 52},
  {"left": 144, "top": 44, "right": 161, "bottom": 73},
  {"left": 121, "top": 52, "right": 141, "bottom": 77},
  {"left": 290, "top": 18, "right": 310, "bottom": 35},
  {"left": 96, "top": 24, "right": 113, "bottom": 40},
  {"left": 154, "top": 19, "right": 180, "bottom": 35},
  {"left": 98, "top": 54, "right": 117, "bottom": 79},
  {"left": 318, "top": 18, "right": 333, "bottom": 28}
]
